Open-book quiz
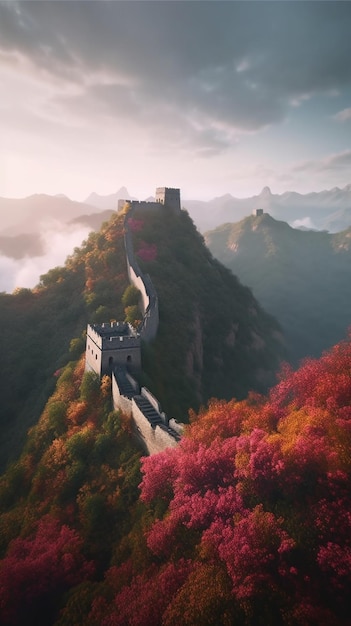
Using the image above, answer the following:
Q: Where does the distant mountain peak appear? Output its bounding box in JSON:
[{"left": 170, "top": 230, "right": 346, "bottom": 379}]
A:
[
  {"left": 260, "top": 186, "right": 272, "bottom": 197},
  {"left": 117, "top": 186, "right": 130, "bottom": 197},
  {"left": 84, "top": 188, "right": 133, "bottom": 211},
  {"left": 217, "top": 193, "right": 234, "bottom": 201}
]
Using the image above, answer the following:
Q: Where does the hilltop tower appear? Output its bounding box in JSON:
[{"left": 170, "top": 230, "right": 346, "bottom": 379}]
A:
[
  {"left": 85, "top": 321, "right": 141, "bottom": 377},
  {"left": 155, "top": 187, "right": 181, "bottom": 213},
  {"left": 118, "top": 187, "right": 181, "bottom": 214}
]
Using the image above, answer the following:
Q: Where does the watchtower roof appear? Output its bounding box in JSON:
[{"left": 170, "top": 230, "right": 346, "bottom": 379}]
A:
[{"left": 90, "top": 321, "right": 138, "bottom": 339}]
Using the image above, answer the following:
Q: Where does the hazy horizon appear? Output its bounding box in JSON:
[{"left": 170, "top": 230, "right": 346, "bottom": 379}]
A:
[{"left": 1, "top": 180, "right": 351, "bottom": 205}]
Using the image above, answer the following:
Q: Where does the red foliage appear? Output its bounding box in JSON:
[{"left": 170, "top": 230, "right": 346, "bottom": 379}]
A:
[
  {"left": 134, "top": 337, "right": 351, "bottom": 623},
  {"left": 140, "top": 446, "right": 179, "bottom": 503},
  {"left": 0, "top": 515, "right": 94, "bottom": 625},
  {"left": 216, "top": 505, "right": 295, "bottom": 599},
  {"left": 270, "top": 335, "right": 351, "bottom": 417},
  {"left": 89, "top": 560, "right": 194, "bottom": 626},
  {"left": 9, "top": 336, "right": 350, "bottom": 624},
  {"left": 127, "top": 218, "right": 144, "bottom": 232},
  {"left": 136, "top": 241, "right": 157, "bottom": 262}
]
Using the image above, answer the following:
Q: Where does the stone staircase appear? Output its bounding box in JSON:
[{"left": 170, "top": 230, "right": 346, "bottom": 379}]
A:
[
  {"left": 133, "top": 395, "right": 164, "bottom": 428},
  {"left": 114, "top": 366, "right": 139, "bottom": 399}
]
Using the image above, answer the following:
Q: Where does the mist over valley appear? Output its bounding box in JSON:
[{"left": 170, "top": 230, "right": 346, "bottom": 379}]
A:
[{"left": 1, "top": 183, "right": 351, "bottom": 294}]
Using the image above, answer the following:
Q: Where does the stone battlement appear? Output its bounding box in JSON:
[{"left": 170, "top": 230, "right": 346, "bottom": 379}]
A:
[
  {"left": 87, "top": 321, "right": 139, "bottom": 349},
  {"left": 85, "top": 322, "right": 141, "bottom": 378},
  {"left": 118, "top": 187, "right": 181, "bottom": 215}
]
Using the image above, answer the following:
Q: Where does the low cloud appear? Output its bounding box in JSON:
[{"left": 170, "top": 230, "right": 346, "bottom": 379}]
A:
[
  {"left": 0, "top": 221, "right": 91, "bottom": 293},
  {"left": 333, "top": 107, "right": 351, "bottom": 122},
  {"left": 291, "top": 217, "right": 318, "bottom": 231}
]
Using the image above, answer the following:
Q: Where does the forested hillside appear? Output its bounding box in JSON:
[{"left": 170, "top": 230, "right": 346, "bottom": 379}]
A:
[
  {"left": 0, "top": 207, "right": 284, "bottom": 471},
  {"left": 0, "top": 204, "right": 350, "bottom": 625},
  {"left": 205, "top": 212, "right": 351, "bottom": 363},
  {"left": 0, "top": 213, "right": 129, "bottom": 471},
  {"left": 127, "top": 207, "right": 285, "bottom": 419},
  {"left": 0, "top": 329, "right": 350, "bottom": 624},
  {"left": 182, "top": 183, "right": 351, "bottom": 233}
]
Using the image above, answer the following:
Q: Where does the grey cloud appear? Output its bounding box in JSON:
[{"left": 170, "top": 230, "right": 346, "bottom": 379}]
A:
[
  {"left": 57, "top": 83, "right": 142, "bottom": 121},
  {"left": 293, "top": 150, "right": 351, "bottom": 174},
  {"left": 1, "top": 1, "right": 351, "bottom": 154},
  {"left": 320, "top": 151, "right": 351, "bottom": 172}
]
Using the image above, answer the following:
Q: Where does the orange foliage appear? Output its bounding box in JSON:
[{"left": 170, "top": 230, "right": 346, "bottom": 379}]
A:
[
  {"left": 100, "top": 375, "right": 111, "bottom": 399},
  {"left": 163, "top": 563, "right": 236, "bottom": 626},
  {"left": 67, "top": 400, "right": 89, "bottom": 426}
]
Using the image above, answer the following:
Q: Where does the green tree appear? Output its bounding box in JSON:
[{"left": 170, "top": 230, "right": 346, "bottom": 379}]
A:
[
  {"left": 80, "top": 372, "right": 100, "bottom": 403},
  {"left": 124, "top": 305, "right": 142, "bottom": 326},
  {"left": 122, "top": 285, "right": 140, "bottom": 307},
  {"left": 69, "top": 337, "right": 85, "bottom": 359}
]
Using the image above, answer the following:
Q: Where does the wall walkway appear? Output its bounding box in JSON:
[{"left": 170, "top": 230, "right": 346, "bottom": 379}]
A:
[
  {"left": 85, "top": 201, "right": 183, "bottom": 455},
  {"left": 112, "top": 366, "right": 181, "bottom": 455},
  {"left": 111, "top": 204, "right": 182, "bottom": 454}
]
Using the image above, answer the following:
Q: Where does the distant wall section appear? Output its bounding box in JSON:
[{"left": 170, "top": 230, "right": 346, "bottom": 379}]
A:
[{"left": 124, "top": 209, "right": 159, "bottom": 342}]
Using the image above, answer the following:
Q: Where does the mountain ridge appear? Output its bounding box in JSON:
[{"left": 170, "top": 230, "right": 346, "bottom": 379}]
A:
[
  {"left": 183, "top": 183, "right": 351, "bottom": 232},
  {"left": 2, "top": 181, "right": 351, "bottom": 237},
  {"left": 0, "top": 204, "right": 285, "bottom": 470},
  {"left": 205, "top": 212, "right": 351, "bottom": 363},
  {"left": 0, "top": 194, "right": 100, "bottom": 236},
  {"left": 84, "top": 186, "right": 135, "bottom": 211}
]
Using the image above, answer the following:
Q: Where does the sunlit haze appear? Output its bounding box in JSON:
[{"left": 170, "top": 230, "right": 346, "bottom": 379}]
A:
[
  {"left": 0, "top": 221, "right": 91, "bottom": 292},
  {"left": 0, "top": 1, "right": 350, "bottom": 202}
]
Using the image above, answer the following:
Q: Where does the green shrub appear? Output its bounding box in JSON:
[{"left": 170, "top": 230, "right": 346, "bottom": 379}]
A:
[
  {"left": 124, "top": 305, "right": 142, "bottom": 326},
  {"left": 122, "top": 285, "right": 140, "bottom": 307},
  {"left": 80, "top": 372, "right": 100, "bottom": 403}
]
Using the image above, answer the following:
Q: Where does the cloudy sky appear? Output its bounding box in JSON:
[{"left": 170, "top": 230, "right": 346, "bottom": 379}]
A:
[{"left": 0, "top": 0, "right": 351, "bottom": 202}]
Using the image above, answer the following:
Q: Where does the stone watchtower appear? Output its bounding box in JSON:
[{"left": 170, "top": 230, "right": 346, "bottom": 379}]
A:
[
  {"left": 85, "top": 321, "right": 141, "bottom": 377},
  {"left": 155, "top": 187, "right": 181, "bottom": 214}
]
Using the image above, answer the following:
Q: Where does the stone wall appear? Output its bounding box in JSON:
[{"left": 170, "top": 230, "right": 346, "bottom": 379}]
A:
[
  {"left": 124, "top": 211, "right": 159, "bottom": 342},
  {"left": 111, "top": 369, "right": 180, "bottom": 455},
  {"left": 112, "top": 374, "right": 133, "bottom": 416},
  {"left": 169, "top": 418, "right": 185, "bottom": 436},
  {"left": 140, "top": 386, "right": 164, "bottom": 415},
  {"left": 131, "top": 397, "right": 179, "bottom": 456},
  {"left": 119, "top": 188, "right": 181, "bottom": 215},
  {"left": 85, "top": 188, "right": 183, "bottom": 455},
  {"left": 155, "top": 187, "right": 181, "bottom": 214}
]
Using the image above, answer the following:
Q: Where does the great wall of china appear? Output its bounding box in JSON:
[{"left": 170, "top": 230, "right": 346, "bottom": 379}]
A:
[{"left": 85, "top": 187, "right": 184, "bottom": 455}]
